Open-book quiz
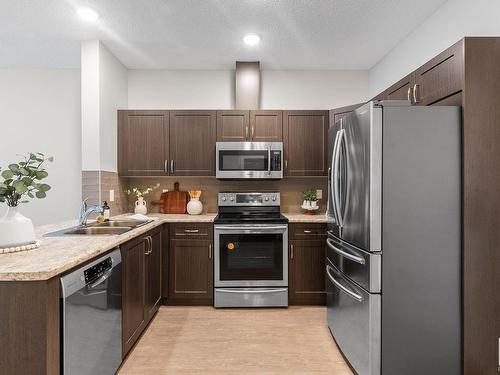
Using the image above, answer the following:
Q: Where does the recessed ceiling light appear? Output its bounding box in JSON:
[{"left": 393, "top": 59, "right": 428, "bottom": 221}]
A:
[
  {"left": 77, "top": 7, "right": 99, "bottom": 22},
  {"left": 243, "top": 34, "right": 261, "bottom": 46}
]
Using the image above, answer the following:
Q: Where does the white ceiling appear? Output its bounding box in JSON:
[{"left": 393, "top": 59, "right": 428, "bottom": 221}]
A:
[{"left": 0, "top": 0, "right": 447, "bottom": 70}]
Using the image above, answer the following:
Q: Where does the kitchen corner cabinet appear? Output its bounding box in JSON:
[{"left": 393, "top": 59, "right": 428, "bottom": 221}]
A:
[
  {"left": 216, "top": 110, "right": 283, "bottom": 142},
  {"left": 122, "top": 226, "right": 162, "bottom": 356},
  {"left": 167, "top": 223, "right": 214, "bottom": 305},
  {"left": 169, "top": 110, "right": 216, "bottom": 176},
  {"left": 288, "top": 224, "right": 326, "bottom": 305},
  {"left": 283, "top": 110, "right": 329, "bottom": 176},
  {"left": 118, "top": 110, "right": 169, "bottom": 176}
]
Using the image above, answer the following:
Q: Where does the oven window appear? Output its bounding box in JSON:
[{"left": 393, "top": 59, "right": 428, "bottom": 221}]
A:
[
  {"left": 218, "top": 151, "right": 268, "bottom": 171},
  {"left": 219, "top": 233, "right": 283, "bottom": 280}
]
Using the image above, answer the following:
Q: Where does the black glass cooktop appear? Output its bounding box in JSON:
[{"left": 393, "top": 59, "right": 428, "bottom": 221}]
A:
[{"left": 214, "top": 206, "right": 288, "bottom": 224}]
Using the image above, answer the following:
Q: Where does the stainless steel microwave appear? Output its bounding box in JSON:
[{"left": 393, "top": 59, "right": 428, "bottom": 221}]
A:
[{"left": 216, "top": 142, "right": 283, "bottom": 179}]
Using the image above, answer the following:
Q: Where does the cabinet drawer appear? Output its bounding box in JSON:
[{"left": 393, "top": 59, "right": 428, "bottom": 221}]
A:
[
  {"left": 289, "top": 223, "right": 327, "bottom": 240},
  {"left": 169, "top": 223, "right": 213, "bottom": 239}
]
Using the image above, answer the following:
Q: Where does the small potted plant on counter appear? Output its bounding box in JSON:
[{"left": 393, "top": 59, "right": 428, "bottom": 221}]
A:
[
  {"left": 301, "top": 189, "right": 319, "bottom": 215},
  {"left": 0, "top": 152, "right": 53, "bottom": 252},
  {"left": 125, "top": 184, "right": 160, "bottom": 214}
]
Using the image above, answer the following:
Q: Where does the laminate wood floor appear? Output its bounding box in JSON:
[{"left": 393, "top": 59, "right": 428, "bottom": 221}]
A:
[{"left": 119, "top": 306, "right": 353, "bottom": 374}]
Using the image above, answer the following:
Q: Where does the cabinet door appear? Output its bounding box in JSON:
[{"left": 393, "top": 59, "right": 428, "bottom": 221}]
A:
[
  {"left": 217, "top": 110, "right": 250, "bottom": 141},
  {"left": 122, "top": 237, "right": 147, "bottom": 355},
  {"left": 250, "top": 110, "right": 283, "bottom": 141},
  {"left": 385, "top": 73, "right": 415, "bottom": 102},
  {"left": 414, "top": 39, "right": 464, "bottom": 106},
  {"left": 169, "top": 111, "right": 216, "bottom": 176},
  {"left": 118, "top": 110, "right": 169, "bottom": 176},
  {"left": 161, "top": 225, "right": 169, "bottom": 300},
  {"left": 144, "top": 228, "right": 162, "bottom": 321},
  {"left": 283, "top": 110, "right": 329, "bottom": 176},
  {"left": 289, "top": 239, "right": 326, "bottom": 305},
  {"left": 168, "top": 239, "right": 213, "bottom": 304}
]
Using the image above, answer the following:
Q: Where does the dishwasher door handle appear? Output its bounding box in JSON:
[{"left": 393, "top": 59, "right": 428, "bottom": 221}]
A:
[{"left": 87, "top": 268, "right": 113, "bottom": 289}]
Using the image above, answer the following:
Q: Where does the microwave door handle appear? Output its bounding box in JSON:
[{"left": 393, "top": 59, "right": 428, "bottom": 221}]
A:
[{"left": 267, "top": 145, "right": 272, "bottom": 175}]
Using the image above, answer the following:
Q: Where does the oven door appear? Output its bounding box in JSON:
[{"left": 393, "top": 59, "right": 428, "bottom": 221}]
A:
[
  {"left": 216, "top": 142, "right": 283, "bottom": 179},
  {"left": 214, "top": 224, "right": 288, "bottom": 287}
]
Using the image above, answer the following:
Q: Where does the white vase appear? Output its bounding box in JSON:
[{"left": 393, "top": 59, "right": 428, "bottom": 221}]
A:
[
  {"left": 303, "top": 200, "right": 311, "bottom": 208},
  {"left": 187, "top": 197, "right": 203, "bottom": 215},
  {"left": 0, "top": 206, "right": 36, "bottom": 248},
  {"left": 134, "top": 197, "right": 148, "bottom": 214}
]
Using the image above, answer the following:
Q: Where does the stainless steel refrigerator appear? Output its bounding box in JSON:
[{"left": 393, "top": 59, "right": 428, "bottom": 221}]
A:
[{"left": 326, "top": 101, "right": 461, "bottom": 375}]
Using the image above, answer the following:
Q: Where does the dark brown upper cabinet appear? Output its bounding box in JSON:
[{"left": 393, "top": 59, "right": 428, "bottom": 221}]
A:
[
  {"left": 169, "top": 110, "right": 216, "bottom": 176},
  {"left": 385, "top": 73, "right": 416, "bottom": 102},
  {"left": 249, "top": 110, "right": 283, "bottom": 141},
  {"left": 118, "top": 110, "right": 169, "bottom": 176},
  {"left": 216, "top": 110, "right": 250, "bottom": 141},
  {"left": 283, "top": 110, "right": 329, "bottom": 176},
  {"left": 414, "top": 39, "right": 464, "bottom": 106}
]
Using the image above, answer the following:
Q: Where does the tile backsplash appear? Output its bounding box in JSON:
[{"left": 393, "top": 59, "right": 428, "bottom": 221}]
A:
[{"left": 121, "top": 176, "right": 327, "bottom": 214}]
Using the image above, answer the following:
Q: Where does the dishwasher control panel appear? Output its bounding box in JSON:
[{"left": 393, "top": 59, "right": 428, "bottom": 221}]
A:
[{"left": 84, "top": 257, "right": 112, "bottom": 284}]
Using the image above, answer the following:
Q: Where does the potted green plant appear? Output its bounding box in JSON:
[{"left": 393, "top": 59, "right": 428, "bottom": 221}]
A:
[
  {"left": 302, "top": 189, "right": 318, "bottom": 208},
  {"left": 0, "top": 153, "right": 53, "bottom": 248}
]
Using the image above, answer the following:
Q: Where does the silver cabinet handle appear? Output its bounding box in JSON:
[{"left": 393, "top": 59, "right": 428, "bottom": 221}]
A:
[
  {"left": 148, "top": 236, "right": 153, "bottom": 255},
  {"left": 251, "top": 126, "right": 255, "bottom": 139},
  {"left": 245, "top": 126, "right": 249, "bottom": 139},
  {"left": 143, "top": 236, "right": 150, "bottom": 255},
  {"left": 326, "top": 264, "right": 363, "bottom": 302},
  {"left": 164, "top": 160, "right": 168, "bottom": 174},
  {"left": 208, "top": 244, "right": 212, "bottom": 259},
  {"left": 184, "top": 229, "right": 199, "bottom": 233},
  {"left": 413, "top": 84, "right": 420, "bottom": 104},
  {"left": 303, "top": 230, "right": 312, "bottom": 234},
  {"left": 285, "top": 159, "right": 288, "bottom": 170},
  {"left": 290, "top": 244, "right": 294, "bottom": 259},
  {"left": 326, "top": 239, "right": 365, "bottom": 264},
  {"left": 170, "top": 160, "right": 174, "bottom": 174},
  {"left": 407, "top": 87, "right": 413, "bottom": 104}
]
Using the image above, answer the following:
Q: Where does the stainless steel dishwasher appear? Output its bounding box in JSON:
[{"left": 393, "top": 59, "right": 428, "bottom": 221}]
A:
[{"left": 60, "top": 248, "right": 122, "bottom": 375}]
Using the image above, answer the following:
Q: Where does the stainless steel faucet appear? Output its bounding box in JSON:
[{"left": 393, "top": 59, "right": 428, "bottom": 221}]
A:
[{"left": 78, "top": 198, "right": 104, "bottom": 226}]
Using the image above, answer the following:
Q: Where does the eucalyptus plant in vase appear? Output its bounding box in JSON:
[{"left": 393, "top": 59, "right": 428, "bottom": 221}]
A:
[{"left": 0, "top": 153, "right": 53, "bottom": 248}]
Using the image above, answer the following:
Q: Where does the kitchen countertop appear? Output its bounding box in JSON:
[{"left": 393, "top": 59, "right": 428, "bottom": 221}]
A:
[
  {"left": 0, "top": 213, "right": 216, "bottom": 282},
  {"left": 0, "top": 212, "right": 325, "bottom": 282},
  {"left": 283, "top": 213, "right": 328, "bottom": 223}
]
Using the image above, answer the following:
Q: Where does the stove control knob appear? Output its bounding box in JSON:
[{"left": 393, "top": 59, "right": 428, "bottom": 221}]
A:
[
  {"left": 264, "top": 197, "right": 269, "bottom": 201},
  {"left": 230, "top": 197, "right": 235, "bottom": 202},
  {"left": 221, "top": 196, "right": 227, "bottom": 201},
  {"left": 271, "top": 196, "right": 277, "bottom": 201}
]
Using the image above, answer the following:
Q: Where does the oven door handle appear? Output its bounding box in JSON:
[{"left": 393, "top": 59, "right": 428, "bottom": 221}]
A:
[
  {"left": 216, "top": 288, "right": 288, "bottom": 294},
  {"left": 215, "top": 225, "right": 288, "bottom": 231}
]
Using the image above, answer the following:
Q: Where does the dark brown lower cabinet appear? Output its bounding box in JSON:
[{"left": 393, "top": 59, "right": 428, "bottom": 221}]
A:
[
  {"left": 288, "top": 223, "right": 326, "bottom": 305},
  {"left": 122, "top": 226, "right": 162, "bottom": 356},
  {"left": 168, "top": 238, "right": 213, "bottom": 305}
]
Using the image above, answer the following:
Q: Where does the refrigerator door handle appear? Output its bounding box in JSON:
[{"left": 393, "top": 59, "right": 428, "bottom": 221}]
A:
[
  {"left": 326, "top": 239, "right": 365, "bottom": 264},
  {"left": 326, "top": 264, "right": 363, "bottom": 302},
  {"left": 333, "top": 129, "right": 345, "bottom": 227},
  {"left": 330, "top": 130, "right": 341, "bottom": 224},
  {"left": 339, "top": 129, "right": 350, "bottom": 225}
]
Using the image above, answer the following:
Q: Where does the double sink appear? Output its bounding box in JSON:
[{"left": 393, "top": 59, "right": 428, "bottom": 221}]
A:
[{"left": 46, "top": 219, "right": 152, "bottom": 236}]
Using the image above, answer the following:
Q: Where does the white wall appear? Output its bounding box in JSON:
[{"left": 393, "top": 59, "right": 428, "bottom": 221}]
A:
[
  {"left": 128, "top": 70, "right": 368, "bottom": 109},
  {"left": 0, "top": 69, "right": 81, "bottom": 225},
  {"left": 81, "top": 41, "right": 127, "bottom": 172},
  {"left": 369, "top": 0, "right": 500, "bottom": 97}
]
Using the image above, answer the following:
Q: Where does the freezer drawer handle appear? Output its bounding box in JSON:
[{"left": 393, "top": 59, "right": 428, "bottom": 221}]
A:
[
  {"left": 326, "top": 239, "right": 365, "bottom": 264},
  {"left": 326, "top": 264, "right": 363, "bottom": 302}
]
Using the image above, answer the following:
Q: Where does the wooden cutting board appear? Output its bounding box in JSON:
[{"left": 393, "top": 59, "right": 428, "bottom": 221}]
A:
[{"left": 152, "top": 182, "right": 188, "bottom": 214}]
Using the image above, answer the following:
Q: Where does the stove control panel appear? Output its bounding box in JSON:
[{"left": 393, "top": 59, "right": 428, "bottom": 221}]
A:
[{"left": 218, "top": 192, "right": 280, "bottom": 206}]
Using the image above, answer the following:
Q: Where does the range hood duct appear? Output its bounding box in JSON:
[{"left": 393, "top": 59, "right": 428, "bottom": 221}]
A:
[{"left": 235, "top": 61, "right": 260, "bottom": 109}]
